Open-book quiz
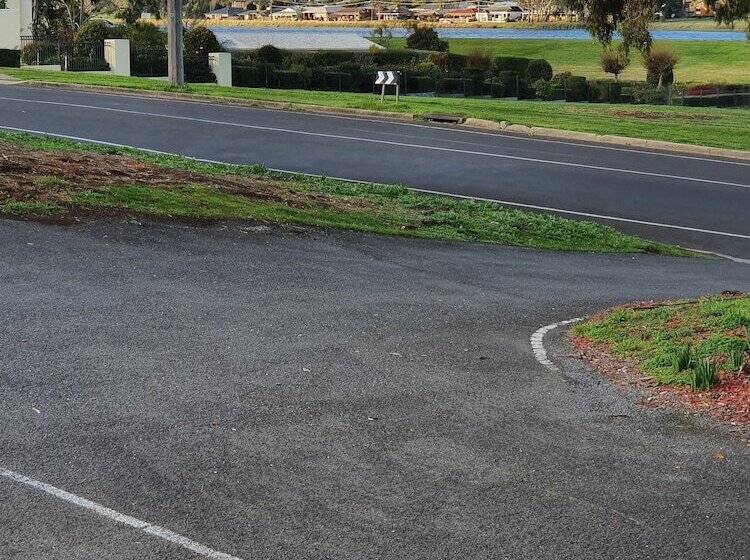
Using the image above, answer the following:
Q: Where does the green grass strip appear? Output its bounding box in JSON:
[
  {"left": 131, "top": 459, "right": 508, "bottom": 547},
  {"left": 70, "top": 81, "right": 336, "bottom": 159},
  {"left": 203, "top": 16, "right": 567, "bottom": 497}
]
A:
[{"left": 0, "top": 129, "right": 693, "bottom": 256}]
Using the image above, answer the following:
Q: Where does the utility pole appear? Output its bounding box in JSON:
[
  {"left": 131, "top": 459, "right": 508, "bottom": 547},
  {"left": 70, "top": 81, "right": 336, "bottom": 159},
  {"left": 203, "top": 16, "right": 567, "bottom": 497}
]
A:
[{"left": 167, "top": 0, "right": 184, "bottom": 86}]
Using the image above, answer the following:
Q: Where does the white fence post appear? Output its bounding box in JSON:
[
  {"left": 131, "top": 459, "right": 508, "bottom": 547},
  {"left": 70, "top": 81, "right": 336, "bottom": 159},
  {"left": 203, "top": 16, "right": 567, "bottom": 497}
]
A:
[
  {"left": 208, "top": 52, "right": 232, "bottom": 87},
  {"left": 104, "top": 39, "right": 131, "bottom": 76}
]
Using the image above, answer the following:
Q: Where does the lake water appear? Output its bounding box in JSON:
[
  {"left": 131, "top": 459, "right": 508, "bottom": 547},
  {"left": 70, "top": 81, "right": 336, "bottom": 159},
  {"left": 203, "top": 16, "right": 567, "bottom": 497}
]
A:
[{"left": 212, "top": 26, "right": 748, "bottom": 48}]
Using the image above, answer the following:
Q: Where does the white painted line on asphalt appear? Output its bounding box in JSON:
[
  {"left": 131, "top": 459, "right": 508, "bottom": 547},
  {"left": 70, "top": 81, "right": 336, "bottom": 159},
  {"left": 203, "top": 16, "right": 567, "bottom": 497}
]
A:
[
  {"left": 531, "top": 318, "right": 584, "bottom": 372},
  {"left": 2, "top": 125, "right": 749, "bottom": 249},
  {"left": 0, "top": 468, "right": 244, "bottom": 560},
  {"left": 1, "top": 95, "right": 748, "bottom": 190},
  {"left": 12, "top": 84, "right": 750, "bottom": 167}
]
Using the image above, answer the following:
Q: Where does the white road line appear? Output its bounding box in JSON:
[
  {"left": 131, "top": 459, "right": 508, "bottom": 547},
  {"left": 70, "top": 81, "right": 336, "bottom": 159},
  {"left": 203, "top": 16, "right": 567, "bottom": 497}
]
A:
[
  {"left": 0, "top": 95, "right": 748, "bottom": 190},
  {"left": 0, "top": 468, "right": 244, "bottom": 560},
  {"left": 2, "top": 125, "right": 749, "bottom": 246},
  {"left": 531, "top": 318, "right": 584, "bottom": 372},
  {"left": 11, "top": 84, "right": 750, "bottom": 167},
  {"left": 408, "top": 187, "right": 750, "bottom": 241}
]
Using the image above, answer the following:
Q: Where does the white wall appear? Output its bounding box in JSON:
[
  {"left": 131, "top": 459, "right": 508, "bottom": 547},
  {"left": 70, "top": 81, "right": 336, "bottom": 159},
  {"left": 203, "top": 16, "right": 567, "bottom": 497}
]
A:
[
  {"left": 0, "top": 0, "right": 31, "bottom": 50},
  {"left": 0, "top": 9, "right": 21, "bottom": 50}
]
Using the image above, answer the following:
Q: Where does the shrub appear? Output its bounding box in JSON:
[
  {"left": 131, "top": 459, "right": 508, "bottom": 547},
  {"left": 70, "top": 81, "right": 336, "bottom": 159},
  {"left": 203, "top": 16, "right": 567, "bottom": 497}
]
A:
[
  {"left": 255, "top": 44, "right": 285, "bottom": 65},
  {"left": 495, "top": 70, "right": 519, "bottom": 96},
  {"left": 466, "top": 48, "right": 492, "bottom": 72},
  {"left": 185, "top": 55, "right": 215, "bottom": 83},
  {"left": 526, "top": 59, "right": 552, "bottom": 83},
  {"left": 600, "top": 46, "right": 629, "bottom": 82},
  {"left": 374, "top": 49, "right": 428, "bottom": 66},
  {"left": 232, "top": 64, "right": 262, "bottom": 87},
  {"left": 123, "top": 22, "right": 166, "bottom": 47},
  {"left": 407, "top": 75, "right": 438, "bottom": 94},
  {"left": 75, "top": 19, "right": 112, "bottom": 46},
  {"left": 273, "top": 69, "right": 304, "bottom": 89},
  {"left": 587, "top": 80, "right": 622, "bottom": 103},
  {"left": 562, "top": 75, "right": 588, "bottom": 102},
  {"left": 415, "top": 61, "right": 442, "bottom": 78},
  {"left": 0, "top": 49, "right": 21, "bottom": 67},
  {"left": 687, "top": 83, "right": 718, "bottom": 96},
  {"left": 551, "top": 71, "right": 571, "bottom": 83},
  {"left": 130, "top": 46, "right": 167, "bottom": 77},
  {"left": 493, "top": 56, "right": 530, "bottom": 75},
  {"left": 642, "top": 45, "right": 679, "bottom": 87},
  {"left": 184, "top": 27, "right": 223, "bottom": 57},
  {"left": 635, "top": 86, "right": 666, "bottom": 105},
  {"left": 405, "top": 24, "right": 448, "bottom": 52},
  {"left": 428, "top": 51, "right": 466, "bottom": 72},
  {"left": 21, "top": 41, "right": 44, "bottom": 64}
]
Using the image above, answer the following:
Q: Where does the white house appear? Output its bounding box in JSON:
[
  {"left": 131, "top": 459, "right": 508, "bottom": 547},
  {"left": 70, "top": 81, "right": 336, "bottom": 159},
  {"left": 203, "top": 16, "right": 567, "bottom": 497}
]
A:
[
  {"left": 476, "top": 3, "right": 525, "bottom": 22},
  {"left": 0, "top": 0, "right": 33, "bottom": 50},
  {"left": 301, "top": 5, "right": 344, "bottom": 20},
  {"left": 269, "top": 7, "right": 301, "bottom": 20}
]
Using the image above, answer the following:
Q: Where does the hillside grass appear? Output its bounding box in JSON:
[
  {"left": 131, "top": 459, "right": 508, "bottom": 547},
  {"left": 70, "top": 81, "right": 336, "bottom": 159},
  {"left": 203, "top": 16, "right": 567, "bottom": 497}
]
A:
[
  {"left": 2, "top": 68, "right": 749, "bottom": 150},
  {"left": 0, "top": 130, "right": 693, "bottom": 256},
  {"left": 386, "top": 38, "right": 750, "bottom": 84}
]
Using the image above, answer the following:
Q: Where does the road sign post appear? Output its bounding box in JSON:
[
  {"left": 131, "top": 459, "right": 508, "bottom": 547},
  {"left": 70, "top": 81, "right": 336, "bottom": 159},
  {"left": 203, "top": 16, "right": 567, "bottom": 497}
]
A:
[{"left": 375, "top": 71, "right": 401, "bottom": 103}]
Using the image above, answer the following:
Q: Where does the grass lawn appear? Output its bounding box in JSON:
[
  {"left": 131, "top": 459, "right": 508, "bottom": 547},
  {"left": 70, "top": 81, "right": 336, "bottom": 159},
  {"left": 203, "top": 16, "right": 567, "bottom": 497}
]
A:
[
  {"left": 2, "top": 68, "right": 749, "bottom": 150},
  {"left": 575, "top": 295, "right": 750, "bottom": 387},
  {"left": 0, "top": 130, "right": 692, "bottom": 256},
  {"left": 386, "top": 38, "right": 750, "bottom": 84}
]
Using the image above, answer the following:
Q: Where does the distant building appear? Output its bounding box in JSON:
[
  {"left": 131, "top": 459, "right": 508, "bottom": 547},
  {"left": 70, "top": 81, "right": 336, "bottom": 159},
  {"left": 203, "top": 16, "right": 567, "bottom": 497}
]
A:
[
  {"left": 376, "top": 5, "right": 411, "bottom": 20},
  {"left": 441, "top": 7, "right": 478, "bottom": 21},
  {"left": 476, "top": 3, "right": 525, "bottom": 22},
  {"left": 330, "top": 7, "right": 373, "bottom": 21},
  {"left": 301, "top": 5, "right": 344, "bottom": 21},
  {"left": 204, "top": 5, "right": 245, "bottom": 19},
  {"left": 269, "top": 7, "right": 301, "bottom": 19}
]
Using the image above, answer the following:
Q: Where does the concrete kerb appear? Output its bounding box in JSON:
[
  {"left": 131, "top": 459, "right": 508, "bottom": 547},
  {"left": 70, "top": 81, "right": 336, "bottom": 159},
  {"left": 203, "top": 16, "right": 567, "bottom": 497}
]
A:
[
  {"left": 463, "top": 117, "right": 750, "bottom": 162},
  {"left": 10, "top": 80, "right": 750, "bottom": 163}
]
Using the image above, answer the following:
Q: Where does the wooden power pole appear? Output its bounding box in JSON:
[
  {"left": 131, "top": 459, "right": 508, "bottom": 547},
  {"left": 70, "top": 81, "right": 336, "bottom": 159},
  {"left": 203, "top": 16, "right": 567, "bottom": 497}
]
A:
[{"left": 167, "top": 0, "right": 184, "bottom": 86}]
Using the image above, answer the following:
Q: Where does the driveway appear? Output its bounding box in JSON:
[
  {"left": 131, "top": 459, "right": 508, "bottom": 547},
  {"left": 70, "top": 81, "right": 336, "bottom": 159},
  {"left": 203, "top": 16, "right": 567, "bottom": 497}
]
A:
[{"left": 1, "top": 218, "right": 749, "bottom": 559}]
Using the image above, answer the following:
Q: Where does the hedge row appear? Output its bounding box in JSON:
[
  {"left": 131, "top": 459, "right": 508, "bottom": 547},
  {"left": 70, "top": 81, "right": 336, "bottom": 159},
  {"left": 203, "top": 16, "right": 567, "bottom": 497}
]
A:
[{"left": 0, "top": 49, "right": 21, "bottom": 68}]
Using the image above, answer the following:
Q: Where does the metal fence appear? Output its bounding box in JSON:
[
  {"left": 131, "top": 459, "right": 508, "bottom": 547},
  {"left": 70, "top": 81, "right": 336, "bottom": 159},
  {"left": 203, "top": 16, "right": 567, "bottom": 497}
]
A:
[{"left": 20, "top": 36, "right": 108, "bottom": 72}]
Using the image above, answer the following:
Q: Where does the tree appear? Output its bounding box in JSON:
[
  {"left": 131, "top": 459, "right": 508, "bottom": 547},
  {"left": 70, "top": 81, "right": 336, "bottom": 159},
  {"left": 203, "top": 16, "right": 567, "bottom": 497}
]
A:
[
  {"left": 184, "top": 26, "right": 222, "bottom": 56},
  {"left": 567, "top": 0, "right": 654, "bottom": 52},
  {"left": 705, "top": 0, "right": 750, "bottom": 37},
  {"left": 405, "top": 23, "right": 448, "bottom": 52},
  {"left": 642, "top": 45, "right": 678, "bottom": 88},
  {"left": 600, "top": 46, "right": 630, "bottom": 81}
]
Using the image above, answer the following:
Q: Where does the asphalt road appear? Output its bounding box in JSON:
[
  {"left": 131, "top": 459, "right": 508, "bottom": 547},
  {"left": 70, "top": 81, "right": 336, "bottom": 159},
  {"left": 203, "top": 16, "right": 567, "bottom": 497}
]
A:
[
  {"left": 0, "top": 84, "right": 748, "bottom": 259},
  {"left": 1, "top": 217, "right": 749, "bottom": 559}
]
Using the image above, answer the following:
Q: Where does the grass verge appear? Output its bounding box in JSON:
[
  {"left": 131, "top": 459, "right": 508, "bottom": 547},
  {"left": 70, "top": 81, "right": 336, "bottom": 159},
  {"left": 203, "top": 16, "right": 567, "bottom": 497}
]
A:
[
  {"left": 575, "top": 295, "right": 750, "bottom": 386},
  {"left": 0, "top": 130, "right": 692, "bottom": 255},
  {"left": 2, "top": 68, "right": 749, "bottom": 151}
]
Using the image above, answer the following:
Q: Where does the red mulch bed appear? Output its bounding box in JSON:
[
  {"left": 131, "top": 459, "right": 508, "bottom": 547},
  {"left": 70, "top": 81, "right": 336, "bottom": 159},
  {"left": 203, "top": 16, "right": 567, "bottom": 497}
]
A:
[{"left": 571, "top": 333, "right": 750, "bottom": 437}]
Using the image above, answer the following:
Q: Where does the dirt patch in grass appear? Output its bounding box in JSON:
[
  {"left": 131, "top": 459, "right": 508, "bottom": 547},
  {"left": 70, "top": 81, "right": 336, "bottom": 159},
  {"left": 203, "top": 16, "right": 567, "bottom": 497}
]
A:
[
  {"left": 0, "top": 140, "right": 374, "bottom": 212},
  {"left": 573, "top": 293, "right": 750, "bottom": 435},
  {"left": 612, "top": 110, "right": 721, "bottom": 122}
]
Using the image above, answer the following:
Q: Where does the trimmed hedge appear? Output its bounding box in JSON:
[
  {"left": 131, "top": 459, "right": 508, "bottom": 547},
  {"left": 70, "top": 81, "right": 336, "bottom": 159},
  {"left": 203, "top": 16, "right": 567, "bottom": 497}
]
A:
[
  {"left": 562, "top": 75, "right": 588, "bottom": 102},
  {"left": 0, "top": 49, "right": 21, "bottom": 67},
  {"left": 526, "top": 59, "right": 552, "bottom": 83},
  {"left": 587, "top": 80, "right": 622, "bottom": 103},
  {"left": 493, "top": 56, "right": 531, "bottom": 75}
]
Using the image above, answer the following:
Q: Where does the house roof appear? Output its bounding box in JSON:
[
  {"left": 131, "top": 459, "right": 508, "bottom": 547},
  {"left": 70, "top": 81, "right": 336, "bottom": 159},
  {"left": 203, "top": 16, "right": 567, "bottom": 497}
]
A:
[
  {"left": 302, "top": 5, "right": 344, "bottom": 14},
  {"left": 204, "top": 6, "right": 245, "bottom": 16}
]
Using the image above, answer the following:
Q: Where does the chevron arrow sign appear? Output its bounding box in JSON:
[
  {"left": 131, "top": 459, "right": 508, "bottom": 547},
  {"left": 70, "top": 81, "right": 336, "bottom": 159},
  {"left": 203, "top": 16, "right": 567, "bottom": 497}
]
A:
[{"left": 375, "top": 71, "right": 400, "bottom": 85}]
